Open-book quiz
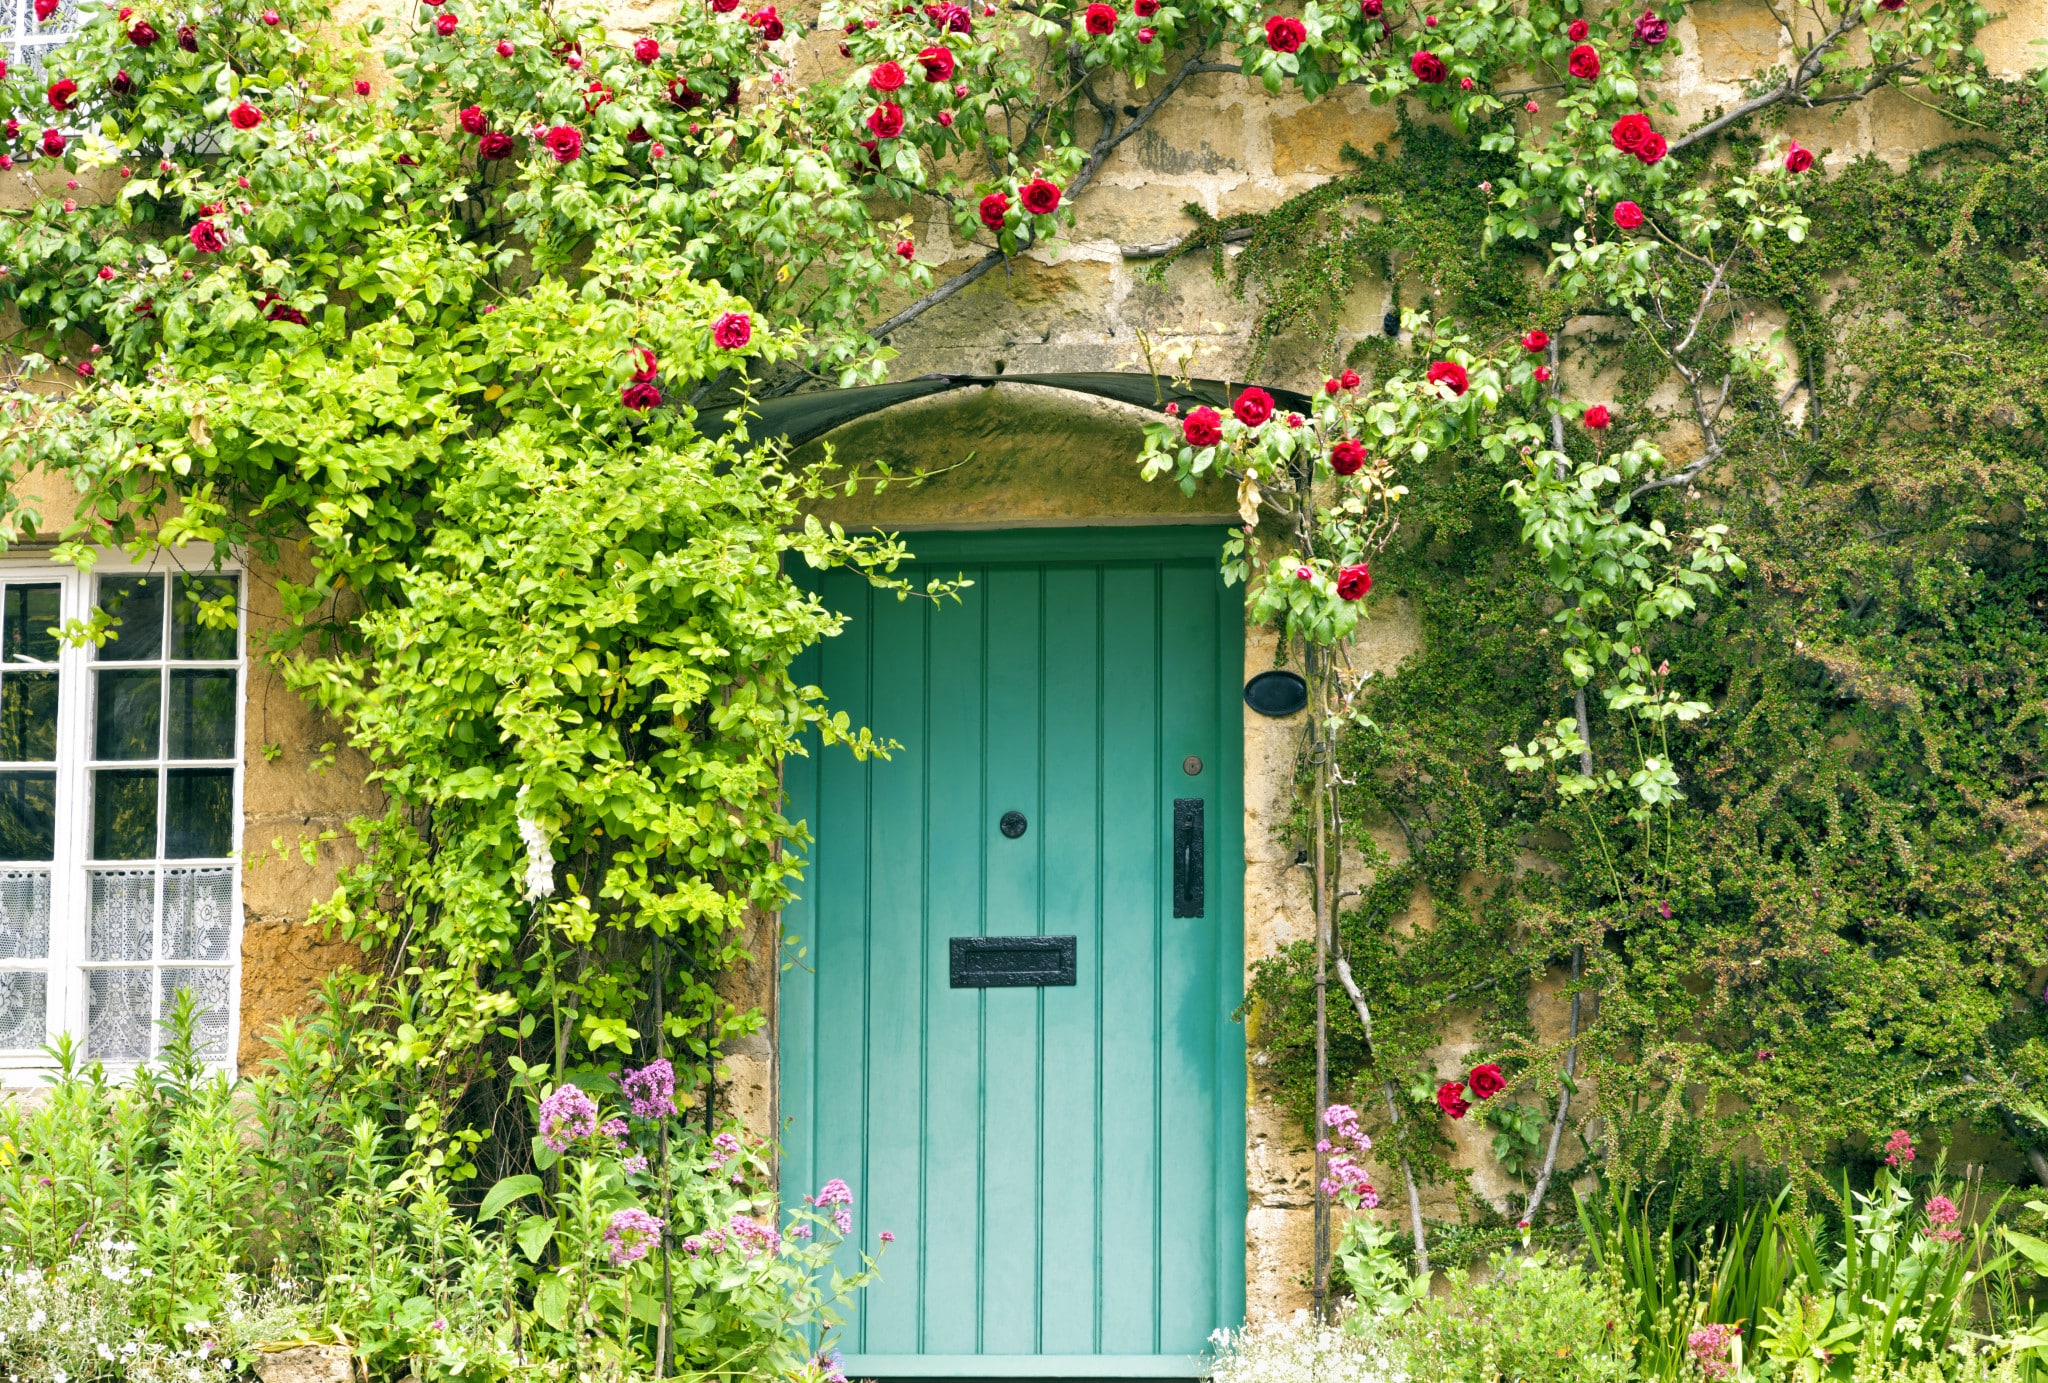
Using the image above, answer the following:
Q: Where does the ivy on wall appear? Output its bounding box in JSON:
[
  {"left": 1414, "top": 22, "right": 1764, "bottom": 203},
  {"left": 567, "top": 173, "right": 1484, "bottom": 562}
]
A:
[{"left": 1233, "top": 82, "right": 2048, "bottom": 1240}]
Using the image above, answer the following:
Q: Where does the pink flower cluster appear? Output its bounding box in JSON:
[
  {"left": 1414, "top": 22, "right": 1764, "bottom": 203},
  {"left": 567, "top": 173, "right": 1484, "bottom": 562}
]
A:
[
  {"left": 1688, "top": 1323, "right": 1739, "bottom": 1380},
  {"left": 1924, "top": 1194, "right": 1963, "bottom": 1242},
  {"left": 1317, "top": 1104, "right": 1378, "bottom": 1209},
  {"left": 730, "top": 1212, "right": 782, "bottom": 1257},
  {"left": 605, "top": 1206, "right": 665, "bottom": 1264},
  {"left": 1883, "top": 1128, "right": 1915, "bottom": 1167},
  {"left": 815, "top": 1177, "right": 855, "bottom": 1234},
  {"left": 621, "top": 1058, "right": 677, "bottom": 1120},
  {"left": 538, "top": 1082, "right": 598, "bottom": 1152}
]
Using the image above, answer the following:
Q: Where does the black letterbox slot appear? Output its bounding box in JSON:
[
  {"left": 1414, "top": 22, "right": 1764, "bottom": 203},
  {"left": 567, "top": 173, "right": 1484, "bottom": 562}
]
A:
[{"left": 949, "top": 935, "right": 1077, "bottom": 988}]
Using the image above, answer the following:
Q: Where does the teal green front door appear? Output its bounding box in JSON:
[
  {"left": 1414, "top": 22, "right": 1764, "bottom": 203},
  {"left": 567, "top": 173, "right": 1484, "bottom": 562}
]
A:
[{"left": 781, "top": 527, "right": 1246, "bottom": 1378}]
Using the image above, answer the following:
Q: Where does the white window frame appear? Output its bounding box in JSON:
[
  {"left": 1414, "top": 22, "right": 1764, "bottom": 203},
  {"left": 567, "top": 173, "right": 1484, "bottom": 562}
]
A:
[
  {"left": 4, "top": 0, "right": 84, "bottom": 84},
  {"left": 0, "top": 545, "right": 245, "bottom": 1082}
]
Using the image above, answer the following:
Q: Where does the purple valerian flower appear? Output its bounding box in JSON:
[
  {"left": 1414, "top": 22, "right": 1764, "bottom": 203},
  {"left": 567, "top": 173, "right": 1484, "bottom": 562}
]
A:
[
  {"left": 601, "top": 1117, "right": 628, "bottom": 1141},
  {"left": 730, "top": 1214, "right": 782, "bottom": 1258},
  {"left": 620, "top": 1059, "right": 678, "bottom": 1120},
  {"left": 790, "top": 1222, "right": 813, "bottom": 1239},
  {"left": 879, "top": 1229, "right": 896, "bottom": 1243},
  {"left": 1317, "top": 1102, "right": 1377, "bottom": 1208},
  {"left": 622, "top": 1154, "right": 649, "bottom": 1175},
  {"left": 817, "top": 1177, "right": 855, "bottom": 1234},
  {"left": 710, "top": 1130, "right": 742, "bottom": 1168},
  {"left": 605, "top": 1207, "right": 665, "bottom": 1265},
  {"left": 539, "top": 1083, "right": 599, "bottom": 1152},
  {"left": 1688, "top": 1324, "right": 1738, "bottom": 1380},
  {"left": 682, "top": 1236, "right": 703, "bottom": 1255}
]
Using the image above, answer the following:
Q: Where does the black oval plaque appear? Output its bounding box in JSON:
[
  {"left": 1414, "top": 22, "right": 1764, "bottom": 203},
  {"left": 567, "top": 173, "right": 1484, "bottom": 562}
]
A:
[
  {"left": 1244, "top": 670, "right": 1309, "bottom": 718},
  {"left": 999, "top": 810, "right": 1028, "bottom": 838}
]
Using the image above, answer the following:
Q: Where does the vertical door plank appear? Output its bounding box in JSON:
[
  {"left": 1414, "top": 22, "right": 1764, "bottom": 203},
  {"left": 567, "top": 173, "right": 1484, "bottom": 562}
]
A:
[
  {"left": 810, "top": 573, "right": 874, "bottom": 1296},
  {"left": 1156, "top": 561, "right": 1225, "bottom": 1350},
  {"left": 978, "top": 564, "right": 1045, "bottom": 1353},
  {"left": 1036, "top": 564, "right": 1104, "bottom": 1354},
  {"left": 920, "top": 571, "right": 988, "bottom": 1354},
  {"left": 1096, "top": 562, "right": 1162, "bottom": 1353},
  {"left": 857, "top": 589, "right": 931, "bottom": 1353}
]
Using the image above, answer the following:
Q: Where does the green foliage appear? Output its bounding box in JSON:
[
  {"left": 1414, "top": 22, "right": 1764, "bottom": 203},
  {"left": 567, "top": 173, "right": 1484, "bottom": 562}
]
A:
[{"left": 0, "top": 1010, "right": 875, "bottom": 1380}]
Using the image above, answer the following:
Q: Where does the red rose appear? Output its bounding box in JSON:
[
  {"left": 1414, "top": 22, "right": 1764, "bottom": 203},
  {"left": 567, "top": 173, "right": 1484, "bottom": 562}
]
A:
[
  {"left": 627, "top": 124, "right": 650, "bottom": 143},
  {"left": 1426, "top": 360, "right": 1467, "bottom": 395},
  {"left": 1182, "top": 405, "right": 1223, "bottom": 447},
  {"left": 1436, "top": 1080, "right": 1471, "bottom": 1119},
  {"left": 1138, "top": 26, "right": 1155, "bottom": 40},
  {"left": 870, "top": 60, "right": 905, "bottom": 91},
  {"left": 917, "top": 44, "right": 955, "bottom": 79},
  {"left": 926, "top": 1, "right": 973, "bottom": 32},
  {"left": 496, "top": 39, "right": 515, "bottom": 55},
  {"left": 1018, "top": 177, "right": 1061, "bottom": 215},
  {"left": 1135, "top": 0, "right": 1158, "bottom": 12},
  {"left": 1362, "top": 0, "right": 1382, "bottom": 14},
  {"left": 479, "top": 131, "right": 514, "bottom": 158},
  {"left": 668, "top": 77, "right": 703, "bottom": 108},
  {"left": 1879, "top": 0, "right": 1903, "bottom": 9},
  {"left": 745, "top": 6, "right": 783, "bottom": 39},
  {"left": 937, "top": 110, "right": 955, "bottom": 125},
  {"left": 459, "top": 104, "right": 487, "bottom": 134},
  {"left": 1410, "top": 49, "right": 1446, "bottom": 82},
  {"left": 32, "top": 0, "right": 56, "bottom": 19},
  {"left": 1522, "top": 328, "right": 1548, "bottom": 352},
  {"left": 1329, "top": 439, "right": 1366, "bottom": 475},
  {"left": 228, "top": 100, "right": 262, "bottom": 129},
  {"left": 110, "top": 69, "right": 134, "bottom": 94},
  {"left": 1084, "top": 2, "right": 1116, "bottom": 33},
  {"left": 1567, "top": 17, "right": 1588, "bottom": 38},
  {"left": 1612, "top": 199, "right": 1643, "bottom": 229},
  {"left": 1636, "top": 130, "right": 1666, "bottom": 164},
  {"left": 621, "top": 381, "right": 662, "bottom": 410},
  {"left": 177, "top": 23, "right": 198, "bottom": 49},
  {"left": 1468, "top": 1063, "right": 1506, "bottom": 1099},
  {"left": 866, "top": 102, "right": 905, "bottom": 139},
  {"left": 1264, "top": 14, "right": 1306, "bottom": 51},
  {"left": 1232, "top": 386, "right": 1275, "bottom": 427},
  {"left": 1340, "top": 368, "right": 1359, "bottom": 388},
  {"left": 435, "top": 11, "right": 458, "bottom": 33},
  {"left": 712, "top": 311, "right": 753, "bottom": 349},
  {"left": 1535, "top": 365, "right": 1551, "bottom": 382},
  {"left": 1336, "top": 563, "right": 1371, "bottom": 600},
  {"left": 1610, "top": 112, "right": 1653, "bottom": 154},
  {"left": 543, "top": 124, "right": 583, "bottom": 162},
  {"left": 261, "top": 8, "right": 281, "bottom": 23},
  {"left": 978, "top": 190, "right": 1009, "bottom": 229},
  {"left": 355, "top": 78, "right": 371, "bottom": 94},
  {"left": 1567, "top": 43, "right": 1599, "bottom": 78},
  {"left": 129, "top": 19, "right": 158, "bottom": 44},
  {"left": 39, "top": 127, "right": 64, "bottom": 157},
  {"left": 634, "top": 36, "right": 659, "bottom": 62},
  {"left": 1582, "top": 404, "right": 1611, "bottom": 429},
  {"left": 46, "top": 78, "right": 76, "bottom": 111},
  {"left": 75, "top": 360, "right": 93, "bottom": 378},
  {"left": 1785, "top": 142, "right": 1813, "bottom": 172},
  {"left": 1633, "top": 8, "right": 1667, "bottom": 44},
  {"left": 188, "top": 218, "right": 226, "bottom": 252},
  {"left": 895, "top": 238, "right": 915, "bottom": 258},
  {"left": 632, "top": 347, "right": 659, "bottom": 382}
]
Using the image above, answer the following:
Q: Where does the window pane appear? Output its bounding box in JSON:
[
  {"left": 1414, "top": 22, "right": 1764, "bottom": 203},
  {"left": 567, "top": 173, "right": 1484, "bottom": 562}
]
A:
[
  {"left": 3, "top": 584, "right": 59, "bottom": 663},
  {"left": 0, "top": 672, "right": 57, "bottom": 761},
  {"left": 96, "top": 575, "right": 164, "bottom": 661},
  {"left": 168, "top": 671, "right": 236, "bottom": 760},
  {"left": 165, "top": 769, "right": 233, "bottom": 858},
  {"left": 0, "top": 869, "right": 50, "bottom": 960},
  {"left": 0, "top": 971, "right": 47, "bottom": 1053},
  {"left": 90, "top": 869, "right": 156, "bottom": 962},
  {"left": 158, "top": 968, "right": 232, "bottom": 1061},
  {"left": 95, "top": 670, "right": 162, "bottom": 760},
  {"left": 87, "top": 968, "right": 153, "bottom": 1063},
  {"left": 0, "top": 772, "right": 56, "bottom": 861},
  {"left": 172, "top": 574, "right": 240, "bottom": 660},
  {"left": 92, "top": 769, "right": 158, "bottom": 860},
  {"left": 164, "top": 868, "right": 233, "bottom": 961}
]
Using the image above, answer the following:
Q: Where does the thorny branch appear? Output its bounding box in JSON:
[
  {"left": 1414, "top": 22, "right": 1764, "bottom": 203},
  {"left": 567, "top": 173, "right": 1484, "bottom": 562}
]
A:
[
  {"left": 866, "top": 41, "right": 1215, "bottom": 342},
  {"left": 1667, "top": 1, "right": 1903, "bottom": 154},
  {"left": 1333, "top": 955, "right": 1431, "bottom": 1274}
]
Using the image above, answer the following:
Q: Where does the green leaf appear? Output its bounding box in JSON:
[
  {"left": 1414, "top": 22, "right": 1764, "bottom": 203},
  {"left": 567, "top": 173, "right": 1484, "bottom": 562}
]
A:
[
  {"left": 516, "top": 1213, "right": 557, "bottom": 1263},
  {"left": 479, "top": 1173, "right": 544, "bottom": 1222}
]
